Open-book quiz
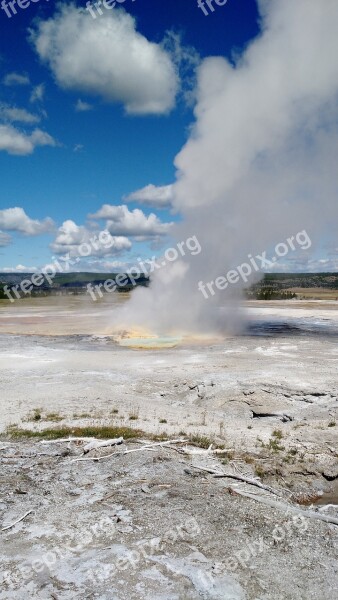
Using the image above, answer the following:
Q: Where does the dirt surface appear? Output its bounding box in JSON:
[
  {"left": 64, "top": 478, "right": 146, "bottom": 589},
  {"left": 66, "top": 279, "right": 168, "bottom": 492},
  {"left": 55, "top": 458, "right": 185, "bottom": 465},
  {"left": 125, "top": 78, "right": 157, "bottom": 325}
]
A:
[
  {"left": 0, "top": 299, "right": 337, "bottom": 598},
  {"left": 1, "top": 439, "right": 338, "bottom": 600}
]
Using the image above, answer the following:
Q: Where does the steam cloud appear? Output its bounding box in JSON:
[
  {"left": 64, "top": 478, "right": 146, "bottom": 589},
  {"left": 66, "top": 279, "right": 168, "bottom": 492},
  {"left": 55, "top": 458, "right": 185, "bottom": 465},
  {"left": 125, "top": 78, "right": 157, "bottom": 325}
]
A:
[{"left": 115, "top": 0, "right": 338, "bottom": 336}]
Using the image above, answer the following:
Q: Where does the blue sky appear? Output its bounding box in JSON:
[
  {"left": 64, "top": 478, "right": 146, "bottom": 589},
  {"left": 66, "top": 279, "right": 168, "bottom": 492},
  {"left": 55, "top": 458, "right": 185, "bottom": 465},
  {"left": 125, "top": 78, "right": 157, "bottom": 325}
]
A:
[
  {"left": 0, "top": 0, "right": 261, "bottom": 271},
  {"left": 0, "top": 0, "right": 336, "bottom": 273}
]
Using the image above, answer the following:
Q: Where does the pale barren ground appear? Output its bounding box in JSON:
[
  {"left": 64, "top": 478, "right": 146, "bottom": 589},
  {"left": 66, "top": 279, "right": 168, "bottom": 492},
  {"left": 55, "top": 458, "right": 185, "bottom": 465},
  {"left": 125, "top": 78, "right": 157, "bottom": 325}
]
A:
[{"left": 0, "top": 297, "right": 337, "bottom": 599}]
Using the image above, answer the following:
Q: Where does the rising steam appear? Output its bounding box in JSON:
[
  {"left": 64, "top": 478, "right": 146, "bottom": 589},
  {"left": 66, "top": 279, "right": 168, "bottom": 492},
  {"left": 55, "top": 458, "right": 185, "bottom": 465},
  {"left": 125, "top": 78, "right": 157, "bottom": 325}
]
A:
[{"left": 114, "top": 0, "right": 338, "bottom": 336}]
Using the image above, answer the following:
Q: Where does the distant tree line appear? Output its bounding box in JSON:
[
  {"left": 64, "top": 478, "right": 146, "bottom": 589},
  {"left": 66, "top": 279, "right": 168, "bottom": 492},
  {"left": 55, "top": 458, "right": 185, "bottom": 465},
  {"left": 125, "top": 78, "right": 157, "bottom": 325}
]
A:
[{"left": 246, "top": 287, "right": 296, "bottom": 300}]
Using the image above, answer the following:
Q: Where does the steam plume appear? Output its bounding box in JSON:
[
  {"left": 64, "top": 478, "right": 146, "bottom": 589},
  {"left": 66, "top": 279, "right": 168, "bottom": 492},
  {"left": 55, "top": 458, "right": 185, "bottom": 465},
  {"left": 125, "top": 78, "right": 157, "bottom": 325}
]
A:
[{"left": 115, "top": 0, "right": 338, "bottom": 335}]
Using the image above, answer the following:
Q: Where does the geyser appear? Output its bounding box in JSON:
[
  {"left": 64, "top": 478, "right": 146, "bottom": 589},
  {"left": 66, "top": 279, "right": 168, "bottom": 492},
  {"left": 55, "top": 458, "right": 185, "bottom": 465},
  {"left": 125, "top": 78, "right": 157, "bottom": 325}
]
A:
[{"left": 113, "top": 0, "right": 338, "bottom": 336}]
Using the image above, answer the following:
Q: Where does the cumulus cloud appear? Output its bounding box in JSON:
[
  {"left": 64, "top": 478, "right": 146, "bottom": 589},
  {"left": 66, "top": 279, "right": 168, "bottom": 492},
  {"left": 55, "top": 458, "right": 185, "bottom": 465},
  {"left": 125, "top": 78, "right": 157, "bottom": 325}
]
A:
[
  {"left": 1, "top": 265, "right": 38, "bottom": 273},
  {"left": 30, "top": 5, "right": 178, "bottom": 115},
  {"left": 0, "top": 103, "right": 40, "bottom": 124},
  {"left": 0, "top": 125, "right": 56, "bottom": 155},
  {"left": 276, "top": 256, "right": 338, "bottom": 273},
  {"left": 124, "top": 184, "right": 174, "bottom": 209},
  {"left": 82, "top": 259, "right": 127, "bottom": 272},
  {"left": 0, "top": 208, "right": 55, "bottom": 236},
  {"left": 3, "top": 72, "right": 30, "bottom": 86},
  {"left": 90, "top": 205, "right": 173, "bottom": 239},
  {"left": 310, "top": 258, "right": 338, "bottom": 272},
  {"left": 0, "top": 231, "right": 11, "bottom": 247},
  {"left": 50, "top": 219, "right": 132, "bottom": 258}
]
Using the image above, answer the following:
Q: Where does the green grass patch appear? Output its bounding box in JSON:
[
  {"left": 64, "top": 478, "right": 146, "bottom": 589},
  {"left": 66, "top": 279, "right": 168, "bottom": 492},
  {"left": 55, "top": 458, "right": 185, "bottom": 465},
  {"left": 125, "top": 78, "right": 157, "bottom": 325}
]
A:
[
  {"left": 73, "top": 413, "right": 91, "bottom": 419},
  {"left": 272, "top": 429, "right": 283, "bottom": 440},
  {"left": 5, "top": 425, "right": 145, "bottom": 441},
  {"left": 255, "top": 465, "right": 266, "bottom": 479},
  {"left": 45, "top": 413, "right": 64, "bottom": 422},
  {"left": 267, "top": 438, "right": 285, "bottom": 452},
  {"left": 257, "top": 434, "right": 285, "bottom": 452}
]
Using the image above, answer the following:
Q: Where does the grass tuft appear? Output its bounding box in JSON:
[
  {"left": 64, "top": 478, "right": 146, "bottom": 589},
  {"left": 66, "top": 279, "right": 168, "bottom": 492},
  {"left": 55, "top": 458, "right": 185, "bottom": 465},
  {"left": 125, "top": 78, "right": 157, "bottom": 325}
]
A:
[
  {"left": 45, "top": 413, "right": 64, "bottom": 422},
  {"left": 27, "top": 408, "right": 42, "bottom": 422},
  {"left": 188, "top": 435, "right": 213, "bottom": 449}
]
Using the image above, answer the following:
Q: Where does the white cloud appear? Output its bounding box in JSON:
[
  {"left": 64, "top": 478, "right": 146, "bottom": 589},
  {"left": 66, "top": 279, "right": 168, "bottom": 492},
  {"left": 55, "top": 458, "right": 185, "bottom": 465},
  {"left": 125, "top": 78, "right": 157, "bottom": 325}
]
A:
[
  {"left": 273, "top": 256, "right": 338, "bottom": 273},
  {"left": 30, "top": 83, "right": 45, "bottom": 103},
  {"left": 30, "top": 5, "right": 178, "bottom": 115},
  {"left": 75, "top": 99, "right": 93, "bottom": 112},
  {"left": 83, "top": 259, "right": 127, "bottom": 272},
  {"left": 30, "top": 129, "right": 55, "bottom": 146},
  {"left": 310, "top": 258, "right": 338, "bottom": 272},
  {"left": 1, "top": 265, "right": 38, "bottom": 273},
  {"left": 50, "top": 220, "right": 132, "bottom": 257},
  {"left": 3, "top": 72, "right": 30, "bottom": 86},
  {"left": 0, "top": 208, "right": 55, "bottom": 236},
  {"left": 90, "top": 205, "right": 173, "bottom": 239},
  {"left": 162, "top": 31, "right": 200, "bottom": 107},
  {"left": 0, "top": 103, "right": 40, "bottom": 124},
  {"left": 124, "top": 184, "right": 174, "bottom": 209},
  {"left": 0, "top": 231, "right": 11, "bottom": 247},
  {"left": 0, "top": 125, "right": 56, "bottom": 155}
]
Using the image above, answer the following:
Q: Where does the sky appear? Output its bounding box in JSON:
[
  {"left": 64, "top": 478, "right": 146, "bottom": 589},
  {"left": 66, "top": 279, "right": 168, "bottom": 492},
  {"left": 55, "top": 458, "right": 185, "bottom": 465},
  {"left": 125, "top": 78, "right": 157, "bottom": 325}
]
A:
[{"left": 0, "top": 0, "right": 337, "bottom": 274}]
